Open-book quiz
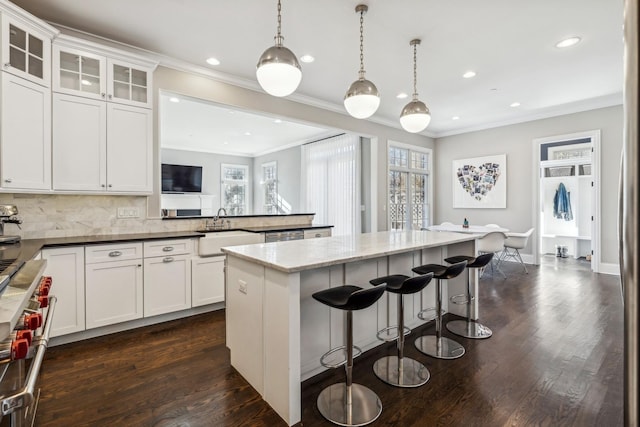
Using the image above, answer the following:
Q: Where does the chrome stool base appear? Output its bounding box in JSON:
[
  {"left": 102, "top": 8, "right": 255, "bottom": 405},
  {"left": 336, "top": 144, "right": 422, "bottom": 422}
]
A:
[
  {"left": 317, "top": 383, "right": 382, "bottom": 427},
  {"left": 415, "top": 335, "right": 465, "bottom": 359},
  {"left": 373, "top": 355, "right": 430, "bottom": 388},
  {"left": 446, "top": 319, "right": 493, "bottom": 339}
]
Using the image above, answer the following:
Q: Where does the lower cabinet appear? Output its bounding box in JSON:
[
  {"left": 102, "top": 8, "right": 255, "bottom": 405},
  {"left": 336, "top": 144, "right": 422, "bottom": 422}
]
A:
[
  {"left": 143, "top": 253, "right": 192, "bottom": 316},
  {"left": 192, "top": 255, "right": 225, "bottom": 307},
  {"left": 42, "top": 246, "right": 85, "bottom": 337},
  {"left": 85, "top": 243, "right": 144, "bottom": 329},
  {"left": 303, "top": 228, "right": 332, "bottom": 239}
]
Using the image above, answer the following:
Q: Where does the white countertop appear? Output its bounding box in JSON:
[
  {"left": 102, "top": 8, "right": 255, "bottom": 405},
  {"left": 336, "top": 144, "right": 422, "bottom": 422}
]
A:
[
  {"left": 427, "top": 224, "right": 509, "bottom": 234},
  {"left": 221, "top": 230, "right": 476, "bottom": 273}
]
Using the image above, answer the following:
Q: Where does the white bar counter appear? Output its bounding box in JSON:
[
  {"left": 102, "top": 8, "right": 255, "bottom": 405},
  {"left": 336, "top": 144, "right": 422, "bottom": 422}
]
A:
[{"left": 222, "top": 230, "right": 477, "bottom": 426}]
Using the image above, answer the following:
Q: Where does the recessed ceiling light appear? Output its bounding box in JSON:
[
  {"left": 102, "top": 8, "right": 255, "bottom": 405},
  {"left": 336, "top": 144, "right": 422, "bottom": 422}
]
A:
[
  {"left": 300, "top": 54, "right": 315, "bottom": 63},
  {"left": 510, "top": 102, "right": 521, "bottom": 107},
  {"left": 462, "top": 71, "right": 476, "bottom": 79},
  {"left": 223, "top": 141, "right": 229, "bottom": 145},
  {"left": 81, "top": 79, "right": 92, "bottom": 86},
  {"left": 396, "top": 92, "right": 409, "bottom": 99},
  {"left": 555, "top": 37, "right": 581, "bottom": 48},
  {"left": 452, "top": 116, "right": 460, "bottom": 120},
  {"left": 206, "top": 57, "right": 221, "bottom": 65},
  {"left": 244, "top": 132, "right": 251, "bottom": 136},
  {"left": 169, "top": 97, "right": 180, "bottom": 103},
  {"left": 274, "top": 119, "right": 282, "bottom": 124}
]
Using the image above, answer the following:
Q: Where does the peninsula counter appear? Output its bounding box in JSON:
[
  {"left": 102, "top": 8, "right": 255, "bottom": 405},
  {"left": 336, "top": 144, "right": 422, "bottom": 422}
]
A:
[{"left": 222, "top": 230, "right": 477, "bottom": 426}]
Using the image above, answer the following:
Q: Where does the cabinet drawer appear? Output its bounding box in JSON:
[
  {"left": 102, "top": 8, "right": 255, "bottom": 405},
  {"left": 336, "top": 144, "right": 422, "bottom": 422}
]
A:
[
  {"left": 304, "top": 228, "right": 332, "bottom": 239},
  {"left": 144, "top": 238, "right": 193, "bottom": 257},
  {"left": 85, "top": 242, "right": 143, "bottom": 263}
]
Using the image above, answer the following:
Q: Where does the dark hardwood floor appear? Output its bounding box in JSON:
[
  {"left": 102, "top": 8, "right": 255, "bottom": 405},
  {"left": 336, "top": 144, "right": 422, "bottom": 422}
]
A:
[{"left": 35, "top": 256, "right": 623, "bottom": 426}]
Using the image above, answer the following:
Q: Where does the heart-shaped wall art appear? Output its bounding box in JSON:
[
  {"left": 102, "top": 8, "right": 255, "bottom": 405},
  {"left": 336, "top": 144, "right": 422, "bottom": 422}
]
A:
[{"left": 456, "top": 162, "right": 501, "bottom": 201}]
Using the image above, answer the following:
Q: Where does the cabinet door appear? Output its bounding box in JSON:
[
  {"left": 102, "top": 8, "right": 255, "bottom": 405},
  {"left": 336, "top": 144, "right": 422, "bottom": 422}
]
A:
[
  {"left": 85, "top": 259, "right": 143, "bottom": 329},
  {"left": 1, "top": 15, "right": 51, "bottom": 86},
  {"left": 0, "top": 72, "right": 51, "bottom": 190},
  {"left": 42, "top": 246, "right": 85, "bottom": 337},
  {"left": 106, "top": 58, "right": 152, "bottom": 108},
  {"left": 53, "top": 45, "right": 106, "bottom": 100},
  {"left": 52, "top": 93, "right": 107, "bottom": 191},
  {"left": 106, "top": 103, "right": 152, "bottom": 192},
  {"left": 192, "top": 256, "right": 225, "bottom": 307},
  {"left": 143, "top": 254, "right": 192, "bottom": 316}
]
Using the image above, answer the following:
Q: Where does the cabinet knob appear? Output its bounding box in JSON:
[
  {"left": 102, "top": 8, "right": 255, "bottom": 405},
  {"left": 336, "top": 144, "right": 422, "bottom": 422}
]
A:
[
  {"left": 4, "top": 178, "right": 12, "bottom": 183},
  {"left": 162, "top": 257, "right": 174, "bottom": 263},
  {"left": 101, "top": 184, "right": 106, "bottom": 188},
  {"left": 108, "top": 184, "right": 112, "bottom": 188},
  {"left": 3, "top": 63, "right": 10, "bottom": 69},
  {"left": 108, "top": 251, "right": 122, "bottom": 257},
  {"left": 101, "top": 93, "right": 106, "bottom": 98},
  {"left": 108, "top": 94, "right": 113, "bottom": 100},
  {"left": 162, "top": 246, "right": 174, "bottom": 252}
]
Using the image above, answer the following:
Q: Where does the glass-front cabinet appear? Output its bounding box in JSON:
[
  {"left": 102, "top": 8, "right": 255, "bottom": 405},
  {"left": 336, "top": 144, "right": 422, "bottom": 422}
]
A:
[
  {"left": 108, "top": 59, "right": 150, "bottom": 107},
  {"left": 53, "top": 45, "right": 105, "bottom": 100},
  {"left": 1, "top": 14, "right": 51, "bottom": 86}
]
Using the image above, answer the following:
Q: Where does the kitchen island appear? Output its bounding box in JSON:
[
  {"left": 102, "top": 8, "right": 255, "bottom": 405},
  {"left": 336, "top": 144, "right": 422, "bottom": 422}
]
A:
[{"left": 222, "top": 230, "right": 477, "bottom": 426}]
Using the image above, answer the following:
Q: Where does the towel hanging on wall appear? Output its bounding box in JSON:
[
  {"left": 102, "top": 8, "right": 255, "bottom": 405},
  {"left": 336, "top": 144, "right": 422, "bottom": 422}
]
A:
[{"left": 553, "top": 182, "right": 573, "bottom": 221}]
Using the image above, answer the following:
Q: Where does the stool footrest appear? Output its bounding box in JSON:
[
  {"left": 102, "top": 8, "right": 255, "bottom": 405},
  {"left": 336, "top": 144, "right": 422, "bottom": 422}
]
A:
[
  {"left": 450, "top": 293, "right": 475, "bottom": 305},
  {"left": 417, "top": 307, "right": 442, "bottom": 321},
  {"left": 320, "top": 345, "right": 363, "bottom": 369},
  {"left": 376, "top": 325, "right": 411, "bottom": 342}
]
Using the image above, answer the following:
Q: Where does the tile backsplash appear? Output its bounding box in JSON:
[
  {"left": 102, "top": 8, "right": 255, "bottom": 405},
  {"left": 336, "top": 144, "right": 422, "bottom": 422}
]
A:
[{"left": 0, "top": 194, "right": 313, "bottom": 239}]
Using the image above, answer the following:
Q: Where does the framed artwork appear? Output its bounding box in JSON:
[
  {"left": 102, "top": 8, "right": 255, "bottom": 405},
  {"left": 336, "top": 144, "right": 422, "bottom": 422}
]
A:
[{"left": 453, "top": 154, "right": 506, "bottom": 208}]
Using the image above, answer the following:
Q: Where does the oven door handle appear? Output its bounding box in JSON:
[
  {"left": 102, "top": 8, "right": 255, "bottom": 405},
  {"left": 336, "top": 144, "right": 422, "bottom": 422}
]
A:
[{"left": 1, "top": 295, "right": 57, "bottom": 416}]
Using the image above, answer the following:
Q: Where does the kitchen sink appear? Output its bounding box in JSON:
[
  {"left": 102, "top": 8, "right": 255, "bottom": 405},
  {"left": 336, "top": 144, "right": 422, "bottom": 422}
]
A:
[{"left": 198, "top": 230, "right": 264, "bottom": 256}]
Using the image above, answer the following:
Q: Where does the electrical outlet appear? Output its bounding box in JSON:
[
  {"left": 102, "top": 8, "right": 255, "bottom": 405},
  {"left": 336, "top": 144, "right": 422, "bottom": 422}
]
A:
[
  {"left": 239, "top": 279, "right": 247, "bottom": 294},
  {"left": 117, "top": 207, "right": 140, "bottom": 218}
]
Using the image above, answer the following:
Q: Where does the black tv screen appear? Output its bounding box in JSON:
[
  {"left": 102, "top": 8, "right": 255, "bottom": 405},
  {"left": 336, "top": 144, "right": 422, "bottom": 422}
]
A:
[{"left": 162, "top": 164, "right": 203, "bottom": 193}]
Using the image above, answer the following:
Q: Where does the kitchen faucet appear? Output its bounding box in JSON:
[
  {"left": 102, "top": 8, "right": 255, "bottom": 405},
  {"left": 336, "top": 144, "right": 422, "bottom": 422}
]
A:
[
  {"left": 205, "top": 207, "right": 230, "bottom": 231},
  {"left": 217, "top": 207, "right": 227, "bottom": 217}
]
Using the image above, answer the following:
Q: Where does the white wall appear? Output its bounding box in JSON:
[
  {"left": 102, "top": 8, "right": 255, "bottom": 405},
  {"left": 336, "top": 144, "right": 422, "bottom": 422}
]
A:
[{"left": 434, "top": 105, "right": 623, "bottom": 265}]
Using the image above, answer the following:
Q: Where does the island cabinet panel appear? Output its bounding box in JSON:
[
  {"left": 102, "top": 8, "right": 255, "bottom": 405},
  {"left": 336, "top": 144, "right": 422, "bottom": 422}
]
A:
[{"left": 225, "top": 256, "right": 265, "bottom": 396}]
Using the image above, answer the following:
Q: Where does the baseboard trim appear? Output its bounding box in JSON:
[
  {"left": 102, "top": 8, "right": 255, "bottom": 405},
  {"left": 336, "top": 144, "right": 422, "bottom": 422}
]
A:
[{"left": 599, "top": 262, "right": 621, "bottom": 276}]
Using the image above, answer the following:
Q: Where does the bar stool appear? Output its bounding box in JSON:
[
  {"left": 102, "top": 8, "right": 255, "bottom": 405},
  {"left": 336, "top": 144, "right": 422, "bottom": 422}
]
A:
[
  {"left": 444, "top": 253, "right": 494, "bottom": 339},
  {"left": 411, "top": 261, "right": 467, "bottom": 359},
  {"left": 369, "top": 273, "right": 434, "bottom": 388},
  {"left": 312, "top": 283, "right": 387, "bottom": 426}
]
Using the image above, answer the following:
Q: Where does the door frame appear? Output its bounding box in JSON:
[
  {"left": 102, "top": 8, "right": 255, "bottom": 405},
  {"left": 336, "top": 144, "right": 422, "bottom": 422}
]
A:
[{"left": 532, "top": 129, "right": 601, "bottom": 272}]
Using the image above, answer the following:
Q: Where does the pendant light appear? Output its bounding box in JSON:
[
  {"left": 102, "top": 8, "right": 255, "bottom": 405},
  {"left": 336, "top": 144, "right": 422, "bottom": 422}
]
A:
[
  {"left": 400, "top": 39, "right": 431, "bottom": 133},
  {"left": 256, "top": 0, "right": 302, "bottom": 97},
  {"left": 344, "top": 4, "right": 380, "bottom": 119}
]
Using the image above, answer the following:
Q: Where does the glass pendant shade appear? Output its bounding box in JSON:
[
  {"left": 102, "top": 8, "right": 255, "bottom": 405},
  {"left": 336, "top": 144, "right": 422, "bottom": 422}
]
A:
[
  {"left": 256, "top": 45, "right": 302, "bottom": 97},
  {"left": 400, "top": 99, "right": 431, "bottom": 133},
  {"left": 344, "top": 78, "right": 380, "bottom": 119}
]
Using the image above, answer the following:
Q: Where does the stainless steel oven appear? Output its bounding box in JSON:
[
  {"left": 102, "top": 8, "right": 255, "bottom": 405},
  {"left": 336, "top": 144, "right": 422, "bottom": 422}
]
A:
[{"left": 0, "top": 260, "right": 55, "bottom": 427}]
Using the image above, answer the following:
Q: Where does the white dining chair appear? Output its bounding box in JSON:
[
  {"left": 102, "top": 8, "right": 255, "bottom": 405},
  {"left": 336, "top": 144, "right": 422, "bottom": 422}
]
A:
[
  {"left": 485, "top": 223, "right": 502, "bottom": 228},
  {"left": 441, "top": 221, "right": 455, "bottom": 226},
  {"left": 501, "top": 228, "right": 535, "bottom": 273},
  {"left": 476, "top": 231, "right": 507, "bottom": 278}
]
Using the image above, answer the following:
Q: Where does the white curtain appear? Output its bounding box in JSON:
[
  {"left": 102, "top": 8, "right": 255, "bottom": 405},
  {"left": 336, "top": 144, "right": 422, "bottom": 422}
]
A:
[{"left": 302, "top": 134, "right": 360, "bottom": 236}]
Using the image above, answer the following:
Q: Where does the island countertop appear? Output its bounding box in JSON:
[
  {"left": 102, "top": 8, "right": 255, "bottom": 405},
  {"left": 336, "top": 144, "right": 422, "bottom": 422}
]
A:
[{"left": 221, "top": 230, "right": 476, "bottom": 273}]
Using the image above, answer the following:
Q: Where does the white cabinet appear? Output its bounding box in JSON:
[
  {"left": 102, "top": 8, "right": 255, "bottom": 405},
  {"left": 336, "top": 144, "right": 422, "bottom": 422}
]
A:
[
  {"left": 41, "top": 246, "right": 85, "bottom": 337},
  {"left": 0, "top": 71, "right": 51, "bottom": 190},
  {"left": 50, "top": 36, "right": 155, "bottom": 193},
  {"left": 143, "top": 239, "right": 193, "bottom": 317},
  {"left": 1, "top": 13, "right": 51, "bottom": 87},
  {"left": 303, "top": 228, "right": 332, "bottom": 239},
  {"left": 192, "top": 255, "right": 225, "bottom": 307},
  {"left": 85, "top": 243, "right": 143, "bottom": 329}
]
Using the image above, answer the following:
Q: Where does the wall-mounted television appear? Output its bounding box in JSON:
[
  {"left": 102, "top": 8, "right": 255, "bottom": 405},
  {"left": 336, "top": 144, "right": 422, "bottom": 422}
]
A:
[{"left": 162, "top": 163, "right": 203, "bottom": 193}]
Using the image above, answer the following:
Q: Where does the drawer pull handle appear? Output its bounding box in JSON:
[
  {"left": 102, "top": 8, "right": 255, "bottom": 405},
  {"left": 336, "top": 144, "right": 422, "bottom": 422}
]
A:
[
  {"left": 108, "top": 251, "right": 122, "bottom": 257},
  {"left": 315, "top": 233, "right": 321, "bottom": 238},
  {"left": 163, "top": 257, "right": 174, "bottom": 263},
  {"left": 162, "top": 247, "right": 174, "bottom": 252}
]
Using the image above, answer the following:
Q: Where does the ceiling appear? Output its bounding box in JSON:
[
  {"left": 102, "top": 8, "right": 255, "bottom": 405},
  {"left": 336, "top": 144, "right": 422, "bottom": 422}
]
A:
[{"left": 10, "top": 0, "right": 624, "bottom": 144}]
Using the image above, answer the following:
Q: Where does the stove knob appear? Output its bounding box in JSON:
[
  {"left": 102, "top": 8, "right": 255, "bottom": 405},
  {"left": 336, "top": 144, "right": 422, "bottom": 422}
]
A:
[
  {"left": 15, "top": 330, "right": 33, "bottom": 346},
  {"left": 38, "top": 295, "right": 49, "bottom": 308},
  {"left": 23, "top": 313, "right": 42, "bottom": 330},
  {"left": 11, "top": 338, "right": 29, "bottom": 360}
]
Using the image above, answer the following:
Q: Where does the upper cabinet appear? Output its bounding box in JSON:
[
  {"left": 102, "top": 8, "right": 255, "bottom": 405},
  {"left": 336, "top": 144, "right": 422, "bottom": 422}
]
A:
[
  {"left": 1, "top": 13, "right": 52, "bottom": 87},
  {"left": 53, "top": 38, "right": 153, "bottom": 109}
]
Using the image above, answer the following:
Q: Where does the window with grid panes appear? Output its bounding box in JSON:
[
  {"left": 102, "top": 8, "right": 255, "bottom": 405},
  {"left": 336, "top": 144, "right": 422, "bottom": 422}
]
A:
[
  {"left": 388, "top": 146, "right": 431, "bottom": 230},
  {"left": 262, "top": 162, "right": 278, "bottom": 214},
  {"left": 221, "top": 164, "right": 249, "bottom": 215}
]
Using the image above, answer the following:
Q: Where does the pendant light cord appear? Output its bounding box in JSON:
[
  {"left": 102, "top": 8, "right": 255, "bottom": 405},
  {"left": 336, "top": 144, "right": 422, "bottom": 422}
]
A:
[
  {"left": 412, "top": 42, "right": 419, "bottom": 100},
  {"left": 275, "top": 0, "right": 283, "bottom": 46},
  {"left": 359, "top": 9, "right": 365, "bottom": 79}
]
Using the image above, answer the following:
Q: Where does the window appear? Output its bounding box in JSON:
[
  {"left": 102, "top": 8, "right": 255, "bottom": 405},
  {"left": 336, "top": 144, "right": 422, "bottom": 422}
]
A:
[
  {"left": 302, "top": 134, "right": 360, "bottom": 236},
  {"left": 221, "top": 164, "right": 249, "bottom": 215},
  {"left": 262, "top": 161, "right": 278, "bottom": 214},
  {"left": 388, "top": 144, "right": 432, "bottom": 231}
]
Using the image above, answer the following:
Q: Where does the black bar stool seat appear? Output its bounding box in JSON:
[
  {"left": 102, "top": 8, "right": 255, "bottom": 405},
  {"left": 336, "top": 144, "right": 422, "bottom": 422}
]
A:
[
  {"left": 411, "top": 261, "right": 467, "bottom": 360},
  {"left": 312, "top": 284, "right": 386, "bottom": 426},
  {"left": 370, "top": 273, "right": 434, "bottom": 388},
  {"left": 444, "top": 253, "right": 494, "bottom": 339}
]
